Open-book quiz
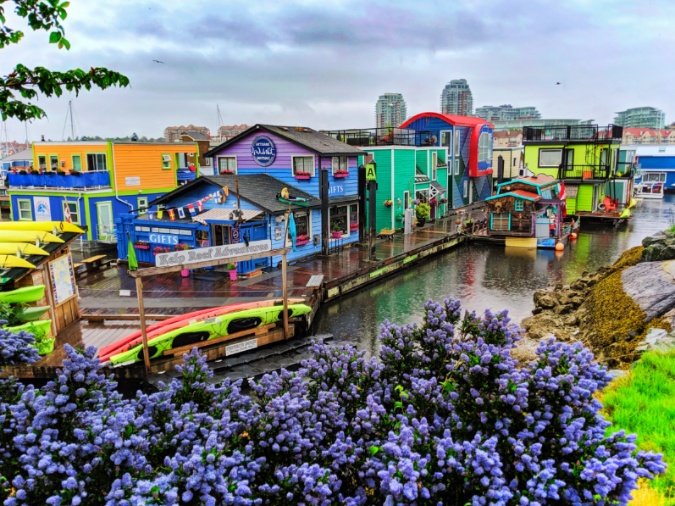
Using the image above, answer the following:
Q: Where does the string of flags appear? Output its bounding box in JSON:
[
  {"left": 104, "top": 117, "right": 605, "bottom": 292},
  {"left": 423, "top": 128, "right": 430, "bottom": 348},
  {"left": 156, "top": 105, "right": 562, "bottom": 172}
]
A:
[{"left": 143, "top": 187, "right": 229, "bottom": 221}]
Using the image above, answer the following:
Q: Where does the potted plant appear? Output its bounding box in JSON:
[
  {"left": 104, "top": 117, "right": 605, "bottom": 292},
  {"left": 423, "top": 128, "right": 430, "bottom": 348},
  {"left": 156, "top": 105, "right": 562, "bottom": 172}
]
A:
[
  {"left": 416, "top": 202, "right": 431, "bottom": 227},
  {"left": 226, "top": 263, "right": 237, "bottom": 281}
]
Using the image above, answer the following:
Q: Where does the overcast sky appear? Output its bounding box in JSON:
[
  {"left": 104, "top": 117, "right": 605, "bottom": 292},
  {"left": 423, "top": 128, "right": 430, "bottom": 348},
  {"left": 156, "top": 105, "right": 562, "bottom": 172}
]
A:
[{"left": 1, "top": 0, "right": 673, "bottom": 142}]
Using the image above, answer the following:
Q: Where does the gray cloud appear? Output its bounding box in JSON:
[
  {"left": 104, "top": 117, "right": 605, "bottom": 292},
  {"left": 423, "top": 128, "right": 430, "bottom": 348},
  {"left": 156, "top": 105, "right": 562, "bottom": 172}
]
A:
[{"left": 2, "top": 0, "right": 673, "bottom": 141}]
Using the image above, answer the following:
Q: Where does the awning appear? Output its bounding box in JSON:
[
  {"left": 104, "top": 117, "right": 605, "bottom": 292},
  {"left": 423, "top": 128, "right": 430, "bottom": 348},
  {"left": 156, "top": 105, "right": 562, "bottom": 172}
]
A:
[
  {"left": 430, "top": 181, "right": 446, "bottom": 197},
  {"left": 193, "top": 208, "right": 263, "bottom": 225}
]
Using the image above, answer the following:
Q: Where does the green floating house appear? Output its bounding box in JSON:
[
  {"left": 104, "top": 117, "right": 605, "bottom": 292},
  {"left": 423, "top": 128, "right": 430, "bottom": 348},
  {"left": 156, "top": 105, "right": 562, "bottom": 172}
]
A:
[{"left": 522, "top": 124, "right": 634, "bottom": 221}]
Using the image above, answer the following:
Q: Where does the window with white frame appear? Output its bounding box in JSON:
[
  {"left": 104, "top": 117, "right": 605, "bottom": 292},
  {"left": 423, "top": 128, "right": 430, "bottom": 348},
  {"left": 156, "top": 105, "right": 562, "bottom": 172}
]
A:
[
  {"left": 63, "top": 200, "right": 80, "bottom": 224},
  {"left": 332, "top": 156, "right": 348, "bottom": 175},
  {"left": 453, "top": 131, "right": 461, "bottom": 175},
  {"left": 38, "top": 155, "right": 46, "bottom": 170},
  {"left": 478, "top": 132, "right": 491, "bottom": 162},
  {"left": 292, "top": 155, "right": 315, "bottom": 177},
  {"left": 291, "top": 211, "right": 311, "bottom": 244},
  {"left": 161, "top": 153, "right": 172, "bottom": 170},
  {"left": 431, "top": 152, "right": 438, "bottom": 181},
  {"left": 17, "top": 199, "right": 32, "bottom": 220},
  {"left": 440, "top": 130, "right": 452, "bottom": 147},
  {"left": 538, "top": 148, "right": 562, "bottom": 167},
  {"left": 218, "top": 156, "right": 237, "bottom": 174}
]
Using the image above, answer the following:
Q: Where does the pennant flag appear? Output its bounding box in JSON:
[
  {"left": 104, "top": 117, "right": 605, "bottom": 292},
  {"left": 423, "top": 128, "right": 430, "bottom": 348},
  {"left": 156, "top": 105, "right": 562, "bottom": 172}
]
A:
[
  {"left": 158, "top": 209, "right": 164, "bottom": 219},
  {"left": 197, "top": 200, "right": 203, "bottom": 212},
  {"left": 168, "top": 209, "right": 175, "bottom": 221},
  {"left": 147, "top": 211, "right": 154, "bottom": 220},
  {"left": 177, "top": 207, "right": 186, "bottom": 219},
  {"left": 187, "top": 204, "right": 196, "bottom": 216}
]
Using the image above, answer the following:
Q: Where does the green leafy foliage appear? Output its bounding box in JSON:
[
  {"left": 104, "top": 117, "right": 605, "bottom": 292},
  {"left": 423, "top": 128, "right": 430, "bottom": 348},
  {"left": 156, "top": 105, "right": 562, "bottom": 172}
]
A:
[{"left": 0, "top": 0, "right": 129, "bottom": 121}]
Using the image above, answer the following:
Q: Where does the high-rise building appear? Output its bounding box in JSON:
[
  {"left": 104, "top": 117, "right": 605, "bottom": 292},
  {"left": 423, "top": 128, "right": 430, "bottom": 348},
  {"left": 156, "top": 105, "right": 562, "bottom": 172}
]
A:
[
  {"left": 614, "top": 107, "right": 665, "bottom": 129},
  {"left": 475, "top": 104, "right": 541, "bottom": 122},
  {"left": 440, "top": 79, "right": 473, "bottom": 116},
  {"left": 375, "top": 93, "right": 407, "bottom": 129}
]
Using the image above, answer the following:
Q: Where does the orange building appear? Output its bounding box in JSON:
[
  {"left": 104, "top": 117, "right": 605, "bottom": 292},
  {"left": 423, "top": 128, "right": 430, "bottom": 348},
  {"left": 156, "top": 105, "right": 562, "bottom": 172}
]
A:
[{"left": 8, "top": 141, "right": 199, "bottom": 244}]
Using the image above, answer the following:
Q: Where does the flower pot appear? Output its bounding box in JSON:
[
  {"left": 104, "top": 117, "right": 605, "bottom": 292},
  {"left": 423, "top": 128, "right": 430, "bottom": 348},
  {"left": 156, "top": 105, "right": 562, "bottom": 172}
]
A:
[
  {"left": 181, "top": 268, "right": 190, "bottom": 278},
  {"left": 331, "top": 231, "right": 343, "bottom": 239},
  {"left": 417, "top": 218, "right": 426, "bottom": 227},
  {"left": 228, "top": 269, "right": 238, "bottom": 281}
]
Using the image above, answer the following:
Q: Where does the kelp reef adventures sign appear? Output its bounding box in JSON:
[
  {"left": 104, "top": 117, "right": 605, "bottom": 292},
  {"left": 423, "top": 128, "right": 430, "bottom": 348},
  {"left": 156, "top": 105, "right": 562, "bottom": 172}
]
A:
[{"left": 154, "top": 240, "right": 272, "bottom": 268}]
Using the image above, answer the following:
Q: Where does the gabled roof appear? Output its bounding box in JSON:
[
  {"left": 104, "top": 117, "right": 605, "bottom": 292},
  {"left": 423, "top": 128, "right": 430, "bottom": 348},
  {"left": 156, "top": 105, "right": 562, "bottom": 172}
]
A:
[
  {"left": 180, "top": 130, "right": 210, "bottom": 141},
  {"left": 150, "top": 174, "right": 321, "bottom": 214},
  {"left": 486, "top": 190, "right": 541, "bottom": 202},
  {"left": 0, "top": 148, "right": 32, "bottom": 162},
  {"left": 204, "top": 124, "right": 363, "bottom": 158}
]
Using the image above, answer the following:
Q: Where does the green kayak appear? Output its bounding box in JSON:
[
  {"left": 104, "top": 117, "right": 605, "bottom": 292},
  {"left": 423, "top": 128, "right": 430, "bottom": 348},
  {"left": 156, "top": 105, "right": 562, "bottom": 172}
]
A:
[
  {"left": 110, "top": 303, "right": 311, "bottom": 365},
  {"left": 15, "top": 305, "right": 51, "bottom": 322},
  {"left": 0, "top": 285, "right": 46, "bottom": 304}
]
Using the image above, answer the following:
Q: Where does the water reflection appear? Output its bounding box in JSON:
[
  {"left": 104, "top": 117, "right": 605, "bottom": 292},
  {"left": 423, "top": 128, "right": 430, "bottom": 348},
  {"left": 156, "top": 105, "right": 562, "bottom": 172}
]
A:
[{"left": 315, "top": 195, "right": 675, "bottom": 350}]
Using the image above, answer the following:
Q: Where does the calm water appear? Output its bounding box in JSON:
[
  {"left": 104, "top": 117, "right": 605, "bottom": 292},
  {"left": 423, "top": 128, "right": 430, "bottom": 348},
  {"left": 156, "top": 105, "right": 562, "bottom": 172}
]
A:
[{"left": 314, "top": 195, "right": 675, "bottom": 356}]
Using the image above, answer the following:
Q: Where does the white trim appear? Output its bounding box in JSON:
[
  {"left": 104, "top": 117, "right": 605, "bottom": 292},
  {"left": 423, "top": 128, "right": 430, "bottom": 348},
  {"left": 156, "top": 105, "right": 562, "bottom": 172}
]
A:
[
  {"left": 291, "top": 154, "right": 316, "bottom": 177},
  {"left": 17, "top": 198, "right": 32, "bottom": 220},
  {"left": 217, "top": 155, "right": 238, "bottom": 174}
]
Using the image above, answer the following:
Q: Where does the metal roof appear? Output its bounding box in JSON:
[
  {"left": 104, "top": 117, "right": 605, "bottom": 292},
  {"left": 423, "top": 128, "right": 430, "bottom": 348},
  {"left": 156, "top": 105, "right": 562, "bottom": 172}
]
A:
[{"left": 205, "top": 124, "right": 363, "bottom": 158}]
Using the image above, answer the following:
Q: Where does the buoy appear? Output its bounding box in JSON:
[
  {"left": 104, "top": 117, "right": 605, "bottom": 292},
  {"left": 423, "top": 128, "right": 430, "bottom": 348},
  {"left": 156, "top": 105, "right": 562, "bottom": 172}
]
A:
[
  {"left": 570, "top": 232, "right": 577, "bottom": 240},
  {"left": 555, "top": 242, "right": 564, "bottom": 251}
]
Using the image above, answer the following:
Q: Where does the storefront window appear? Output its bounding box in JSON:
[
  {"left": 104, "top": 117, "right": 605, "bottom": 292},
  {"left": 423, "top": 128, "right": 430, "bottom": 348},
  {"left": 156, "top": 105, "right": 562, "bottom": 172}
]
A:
[
  {"left": 349, "top": 204, "right": 358, "bottom": 232},
  {"left": 292, "top": 211, "right": 311, "bottom": 245},
  {"left": 329, "top": 205, "right": 348, "bottom": 236}
]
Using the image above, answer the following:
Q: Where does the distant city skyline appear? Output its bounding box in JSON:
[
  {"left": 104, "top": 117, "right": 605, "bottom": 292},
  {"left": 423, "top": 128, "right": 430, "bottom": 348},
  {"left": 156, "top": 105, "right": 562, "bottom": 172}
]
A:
[
  {"left": 614, "top": 107, "right": 665, "bottom": 129},
  {"left": 1, "top": 0, "right": 673, "bottom": 141}
]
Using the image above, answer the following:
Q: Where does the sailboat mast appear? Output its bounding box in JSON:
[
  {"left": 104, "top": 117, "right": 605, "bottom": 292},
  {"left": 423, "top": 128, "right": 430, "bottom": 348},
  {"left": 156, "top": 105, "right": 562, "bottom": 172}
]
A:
[{"left": 69, "top": 100, "right": 75, "bottom": 140}]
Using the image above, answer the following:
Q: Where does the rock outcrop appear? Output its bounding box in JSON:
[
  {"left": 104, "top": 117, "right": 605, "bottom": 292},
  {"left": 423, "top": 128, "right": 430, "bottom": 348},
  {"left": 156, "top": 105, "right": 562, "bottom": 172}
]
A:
[{"left": 521, "top": 231, "right": 675, "bottom": 368}]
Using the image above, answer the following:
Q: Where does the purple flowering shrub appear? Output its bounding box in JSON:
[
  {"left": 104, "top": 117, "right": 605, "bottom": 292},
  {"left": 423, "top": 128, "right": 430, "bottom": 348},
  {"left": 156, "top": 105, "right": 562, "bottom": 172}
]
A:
[
  {"left": 0, "top": 326, "right": 40, "bottom": 366},
  {"left": 0, "top": 298, "right": 665, "bottom": 505}
]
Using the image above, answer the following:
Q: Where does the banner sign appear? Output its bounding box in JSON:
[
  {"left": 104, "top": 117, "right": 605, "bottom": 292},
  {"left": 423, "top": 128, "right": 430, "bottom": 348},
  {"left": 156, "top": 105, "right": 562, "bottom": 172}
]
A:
[
  {"left": 155, "top": 239, "right": 271, "bottom": 267},
  {"left": 34, "top": 196, "right": 51, "bottom": 221},
  {"left": 251, "top": 136, "right": 277, "bottom": 167}
]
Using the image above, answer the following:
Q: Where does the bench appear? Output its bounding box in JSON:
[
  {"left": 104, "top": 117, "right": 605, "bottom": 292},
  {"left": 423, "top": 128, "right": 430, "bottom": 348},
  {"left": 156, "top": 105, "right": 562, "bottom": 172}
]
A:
[
  {"left": 377, "top": 228, "right": 395, "bottom": 241},
  {"left": 76, "top": 255, "right": 114, "bottom": 278}
]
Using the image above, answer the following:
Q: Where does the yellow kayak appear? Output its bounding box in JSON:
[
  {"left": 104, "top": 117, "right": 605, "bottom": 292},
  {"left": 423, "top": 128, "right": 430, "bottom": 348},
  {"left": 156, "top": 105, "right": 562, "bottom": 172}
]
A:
[
  {"left": 0, "top": 243, "right": 50, "bottom": 256},
  {"left": 0, "top": 221, "right": 84, "bottom": 234},
  {"left": 0, "top": 231, "right": 64, "bottom": 244},
  {"left": 0, "top": 255, "right": 36, "bottom": 269}
]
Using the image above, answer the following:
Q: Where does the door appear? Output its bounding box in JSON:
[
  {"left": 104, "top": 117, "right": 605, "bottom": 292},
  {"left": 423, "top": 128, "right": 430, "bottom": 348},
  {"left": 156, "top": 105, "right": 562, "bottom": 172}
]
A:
[
  {"left": 96, "top": 201, "right": 115, "bottom": 242},
  {"left": 72, "top": 155, "right": 82, "bottom": 172}
]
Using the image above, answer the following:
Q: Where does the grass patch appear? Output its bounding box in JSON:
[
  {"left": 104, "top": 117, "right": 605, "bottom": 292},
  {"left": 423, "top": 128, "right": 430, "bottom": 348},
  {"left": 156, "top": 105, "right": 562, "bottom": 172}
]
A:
[{"left": 602, "top": 350, "right": 675, "bottom": 503}]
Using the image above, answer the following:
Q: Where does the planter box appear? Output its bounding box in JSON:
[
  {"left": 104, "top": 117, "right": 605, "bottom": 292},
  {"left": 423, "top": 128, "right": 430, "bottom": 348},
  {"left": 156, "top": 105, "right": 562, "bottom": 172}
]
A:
[
  {"left": 333, "top": 170, "right": 349, "bottom": 178},
  {"left": 294, "top": 173, "right": 311, "bottom": 180},
  {"left": 295, "top": 238, "right": 310, "bottom": 246},
  {"left": 331, "top": 231, "right": 343, "bottom": 238}
]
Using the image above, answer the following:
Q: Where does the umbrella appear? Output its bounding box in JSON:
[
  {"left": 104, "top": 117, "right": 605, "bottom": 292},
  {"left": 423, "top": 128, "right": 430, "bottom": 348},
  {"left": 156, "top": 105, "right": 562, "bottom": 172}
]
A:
[
  {"left": 288, "top": 212, "right": 297, "bottom": 251},
  {"left": 127, "top": 235, "right": 138, "bottom": 271}
]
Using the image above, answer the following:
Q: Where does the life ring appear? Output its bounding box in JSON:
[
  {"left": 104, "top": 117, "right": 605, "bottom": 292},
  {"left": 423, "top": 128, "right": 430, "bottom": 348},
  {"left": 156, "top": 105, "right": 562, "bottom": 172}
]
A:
[{"left": 597, "top": 203, "right": 606, "bottom": 211}]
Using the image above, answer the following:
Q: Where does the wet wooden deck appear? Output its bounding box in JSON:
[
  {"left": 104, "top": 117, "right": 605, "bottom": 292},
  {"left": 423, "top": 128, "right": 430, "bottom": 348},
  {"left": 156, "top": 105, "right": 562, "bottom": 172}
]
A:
[{"left": 5, "top": 207, "right": 489, "bottom": 379}]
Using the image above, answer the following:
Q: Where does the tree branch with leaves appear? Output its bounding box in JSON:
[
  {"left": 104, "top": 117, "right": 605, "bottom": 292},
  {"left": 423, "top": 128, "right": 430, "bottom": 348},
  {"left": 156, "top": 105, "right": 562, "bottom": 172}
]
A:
[{"left": 0, "top": 0, "right": 129, "bottom": 121}]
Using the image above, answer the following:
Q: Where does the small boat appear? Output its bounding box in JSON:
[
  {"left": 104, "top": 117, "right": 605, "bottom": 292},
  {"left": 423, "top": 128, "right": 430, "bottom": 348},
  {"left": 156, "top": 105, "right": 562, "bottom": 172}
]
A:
[
  {"left": 0, "top": 255, "right": 36, "bottom": 270},
  {"left": 0, "top": 221, "right": 84, "bottom": 234},
  {"left": 98, "top": 298, "right": 305, "bottom": 362},
  {"left": 15, "top": 305, "right": 50, "bottom": 322},
  {"left": 0, "top": 284, "right": 46, "bottom": 303},
  {"left": 108, "top": 303, "right": 311, "bottom": 365},
  {"left": 277, "top": 195, "right": 312, "bottom": 207},
  {"left": 0, "top": 242, "right": 50, "bottom": 256},
  {"left": 0, "top": 231, "right": 64, "bottom": 244}
]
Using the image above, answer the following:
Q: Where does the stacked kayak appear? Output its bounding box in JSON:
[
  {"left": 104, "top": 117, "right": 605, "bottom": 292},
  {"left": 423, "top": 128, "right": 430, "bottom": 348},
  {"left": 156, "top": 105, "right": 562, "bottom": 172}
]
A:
[
  {"left": 0, "top": 285, "right": 46, "bottom": 304},
  {"left": 0, "top": 230, "right": 64, "bottom": 244},
  {"left": 0, "top": 243, "right": 50, "bottom": 256},
  {"left": 0, "top": 255, "right": 36, "bottom": 269},
  {"left": 108, "top": 302, "right": 311, "bottom": 366},
  {"left": 0, "top": 221, "right": 84, "bottom": 234}
]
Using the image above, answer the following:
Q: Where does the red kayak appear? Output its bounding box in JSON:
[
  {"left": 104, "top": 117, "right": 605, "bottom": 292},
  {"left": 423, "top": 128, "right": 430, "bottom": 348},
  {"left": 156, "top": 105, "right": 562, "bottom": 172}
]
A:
[{"left": 98, "top": 298, "right": 304, "bottom": 363}]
